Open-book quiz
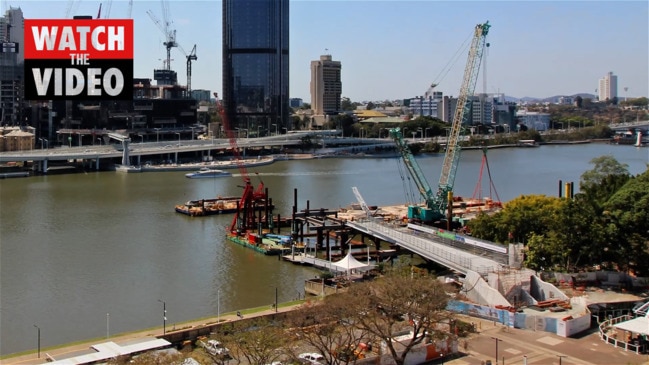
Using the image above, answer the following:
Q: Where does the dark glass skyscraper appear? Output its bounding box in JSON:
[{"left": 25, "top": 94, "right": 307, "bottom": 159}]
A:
[{"left": 223, "top": 0, "right": 289, "bottom": 135}]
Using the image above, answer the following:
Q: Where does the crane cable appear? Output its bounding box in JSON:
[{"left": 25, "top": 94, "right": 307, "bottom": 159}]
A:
[
  {"left": 429, "top": 31, "right": 473, "bottom": 91},
  {"left": 395, "top": 158, "right": 417, "bottom": 206}
]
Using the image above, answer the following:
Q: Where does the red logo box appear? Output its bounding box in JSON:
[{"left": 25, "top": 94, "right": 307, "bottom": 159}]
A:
[{"left": 24, "top": 19, "right": 133, "bottom": 100}]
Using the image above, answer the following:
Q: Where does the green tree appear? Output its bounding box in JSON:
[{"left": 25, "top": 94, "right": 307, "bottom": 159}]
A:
[
  {"left": 602, "top": 170, "right": 649, "bottom": 275},
  {"left": 220, "top": 318, "right": 288, "bottom": 365},
  {"left": 579, "top": 155, "right": 630, "bottom": 199},
  {"left": 346, "top": 270, "right": 454, "bottom": 365},
  {"left": 288, "top": 294, "right": 371, "bottom": 365}
]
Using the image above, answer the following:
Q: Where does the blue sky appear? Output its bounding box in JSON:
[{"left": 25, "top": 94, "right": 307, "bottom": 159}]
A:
[{"left": 7, "top": 0, "right": 648, "bottom": 102}]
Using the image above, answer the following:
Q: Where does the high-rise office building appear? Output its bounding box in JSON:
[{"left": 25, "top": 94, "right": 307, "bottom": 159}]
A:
[
  {"left": 310, "top": 54, "right": 341, "bottom": 116},
  {"left": 0, "top": 7, "right": 24, "bottom": 125},
  {"left": 222, "top": 0, "right": 289, "bottom": 133},
  {"left": 598, "top": 72, "right": 617, "bottom": 102}
]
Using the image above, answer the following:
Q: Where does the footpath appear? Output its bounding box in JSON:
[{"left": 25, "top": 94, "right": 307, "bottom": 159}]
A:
[
  {"left": 1, "top": 304, "right": 303, "bottom": 365},
  {"left": 4, "top": 308, "right": 647, "bottom": 365}
]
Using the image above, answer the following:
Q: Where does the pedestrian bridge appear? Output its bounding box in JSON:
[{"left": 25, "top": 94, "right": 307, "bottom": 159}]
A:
[{"left": 346, "top": 220, "right": 518, "bottom": 276}]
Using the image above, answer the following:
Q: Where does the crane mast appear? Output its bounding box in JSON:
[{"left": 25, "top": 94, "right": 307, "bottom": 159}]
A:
[{"left": 436, "top": 21, "right": 490, "bottom": 212}]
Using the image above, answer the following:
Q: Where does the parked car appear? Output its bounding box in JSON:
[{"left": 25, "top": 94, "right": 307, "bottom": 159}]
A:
[
  {"left": 298, "top": 352, "right": 325, "bottom": 364},
  {"left": 198, "top": 339, "right": 230, "bottom": 356}
]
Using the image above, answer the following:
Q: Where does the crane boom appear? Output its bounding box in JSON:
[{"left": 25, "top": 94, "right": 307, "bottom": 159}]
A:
[
  {"left": 437, "top": 21, "right": 490, "bottom": 213},
  {"left": 351, "top": 187, "right": 371, "bottom": 218},
  {"left": 389, "top": 21, "right": 490, "bottom": 223}
]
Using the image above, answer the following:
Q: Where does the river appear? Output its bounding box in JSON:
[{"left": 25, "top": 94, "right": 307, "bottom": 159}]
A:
[{"left": 0, "top": 143, "right": 647, "bottom": 356}]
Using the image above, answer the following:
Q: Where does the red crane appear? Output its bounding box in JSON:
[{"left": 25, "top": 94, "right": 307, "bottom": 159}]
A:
[{"left": 215, "top": 94, "right": 267, "bottom": 235}]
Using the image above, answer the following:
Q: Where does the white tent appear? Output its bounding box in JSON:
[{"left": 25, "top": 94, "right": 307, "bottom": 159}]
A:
[
  {"left": 613, "top": 315, "right": 649, "bottom": 336},
  {"left": 332, "top": 251, "right": 373, "bottom": 274}
]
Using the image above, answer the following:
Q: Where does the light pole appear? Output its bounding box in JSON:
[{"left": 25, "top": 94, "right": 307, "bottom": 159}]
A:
[
  {"left": 282, "top": 127, "right": 287, "bottom": 141},
  {"left": 490, "top": 337, "right": 502, "bottom": 365},
  {"left": 154, "top": 128, "right": 160, "bottom": 143},
  {"left": 39, "top": 138, "right": 47, "bottom": 149},
  {"left": 79, "top": 134, "right": 84, "bottom": 147},
  {"left": 97, "top": 137, "right": 102, "bottom": 146},
  {"left": 33, "top": 324, "right": 40, "bottom": 358},
  {"left": 425, "top": 127, "right": 431, "bottom": 139},
  {"left": 174, "top": 132, "right": 181, "bottom": 147},
  {"left": 557, "top": 355, "right": 567, "bottom": 365},
  {"left": 158, "top": 299, "right": 167, "bottom": 335},
  {"left": 137, "top": 134, "right": 144, "bottom": 144},
  {"left": 417, "top": 127, "right": 423, "bottom": 140},
  {"left": 411, "top": 131, "right": 416, "bottom": 142},
  {"left": 217, "top": 289, "right": 220, "bottom": 323},
  {"left": 257, "top": 125, "right": 261, "bottom": 138},
  {"left": 106, "top": 313, "right": 110, "bottom": 338},
  {"left": 271, "top": 123, "right": 278, "bottom": 136}
]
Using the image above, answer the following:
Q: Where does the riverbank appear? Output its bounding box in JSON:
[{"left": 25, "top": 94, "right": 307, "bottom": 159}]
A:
[{"left": 0, "top": 301, "right": 307, "bottom": 364}]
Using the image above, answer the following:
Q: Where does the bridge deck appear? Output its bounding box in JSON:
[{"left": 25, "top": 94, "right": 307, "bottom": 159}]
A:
[{"left": 346, "top": 220, "right": 504, "bottom": 276}]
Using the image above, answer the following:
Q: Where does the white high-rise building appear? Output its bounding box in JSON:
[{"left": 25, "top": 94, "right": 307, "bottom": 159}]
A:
[
  {"left": 310, "top": 54, "right": 342, "bottom": 115},
  {"left": 598, "top": 72, "right": 617, "bottom": 102}
]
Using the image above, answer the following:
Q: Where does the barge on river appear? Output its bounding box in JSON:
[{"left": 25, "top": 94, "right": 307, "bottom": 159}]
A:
[{"left": 175, "top": 196, "right": 274, "bottom": 217}]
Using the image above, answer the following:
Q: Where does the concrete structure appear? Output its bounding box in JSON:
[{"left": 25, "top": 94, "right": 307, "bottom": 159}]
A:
[
  {"left": 598, "top": 71, "right": 618, "bottom": 102},
  {"left": 310, "top": 54, "right": 342, "bottom": 115},
  {"left": 222, "top": 0, "right": 290, "bottom": 131},
  {"left": 516, "top": 110, "right": 550, "bottom": 131}
]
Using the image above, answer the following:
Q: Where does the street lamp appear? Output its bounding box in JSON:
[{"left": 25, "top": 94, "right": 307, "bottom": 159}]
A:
[
  {"left": 174, "top": 132, "right": 181, "bottom": 146},
  {"left": 137, "top": 134, "right": 144, "bottom": 144},
  {"left": 33, "top": 324, "right": 40, "bottom": 358},
  {"left": 425, "top": 127, "right": 431, "bottom": 139},
  {"left": 158, "top": 299, "right": 167, "bottom": 335},
  {"left": 271, "top": 123, "right": 278, "bottom": 136},
  {"left": 97, "top": 137, "right": 103, "bottom": 146},
  {"left": 39, "top": 138, "right": 48, "bottom": 149},
  {"left": 106, "top": 313, "right": 110, "bottom": 338},
  {"left": 490, "top": 337, "right": 502, "bottom": 365},
  {"left": 257, "top": 125, "right": 261, "bottom": 138},
  {"left": 217, "top": 289, "right": 220, "bottom": 323},
  {"left": 282, "top": 127, "right": 287, "bottom": 141},
  {"left": 417, "top": 127, "right": 423, "bottom": 140},
  {"left": 154, "top": 128, "right": 160, "bottom": 143},
  {"left": 79, "top": 134, "right": 84, "bottom": 147},
  {"left": 557, "top": 355, "right": 567, "bottom": 365},
  {"left": 411, "top": 131, "right": 416, "bottom": 142}
]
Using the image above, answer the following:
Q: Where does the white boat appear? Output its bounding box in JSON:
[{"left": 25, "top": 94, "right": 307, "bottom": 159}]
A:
[
  {"left": 185, "top": 168, "right": 232, "bottom": 179},
  {"left": 115, "top": 164, "right": 142, "bottom": 173}
]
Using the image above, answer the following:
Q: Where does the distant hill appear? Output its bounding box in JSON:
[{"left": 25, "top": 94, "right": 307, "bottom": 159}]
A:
[{"left": 504, "top": 93, "right": 596, "bottom": 104}]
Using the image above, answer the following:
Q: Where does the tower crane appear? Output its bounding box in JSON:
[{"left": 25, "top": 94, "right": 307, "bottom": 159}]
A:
[
  {"left": 146, "top": 0, "right": 177, "bottom": 71},
  {"left": 178, "top": 44, "right": 198, "bottom": 96},
  {"left": 389, "top": 21, "right": 491, "bottom": 224}
]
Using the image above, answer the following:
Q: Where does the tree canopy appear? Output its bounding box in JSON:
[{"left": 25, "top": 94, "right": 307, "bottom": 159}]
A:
[{"left": 468, "top": 156, "right": 649, "bottom": 274}]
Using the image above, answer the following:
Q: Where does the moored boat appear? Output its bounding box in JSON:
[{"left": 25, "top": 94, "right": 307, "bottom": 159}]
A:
[{"left": 185, "top": 168, "right": 232, "bottom": 179}]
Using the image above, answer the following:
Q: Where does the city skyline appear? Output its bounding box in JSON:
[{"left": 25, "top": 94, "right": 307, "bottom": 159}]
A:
[{"left": 6, "top": 0, "right": 648, "bottom": 102}]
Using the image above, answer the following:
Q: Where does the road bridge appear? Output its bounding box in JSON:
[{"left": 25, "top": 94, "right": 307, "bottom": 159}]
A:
[{"left": 346, "top": 219, "right": 512, "bottom": 276}]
